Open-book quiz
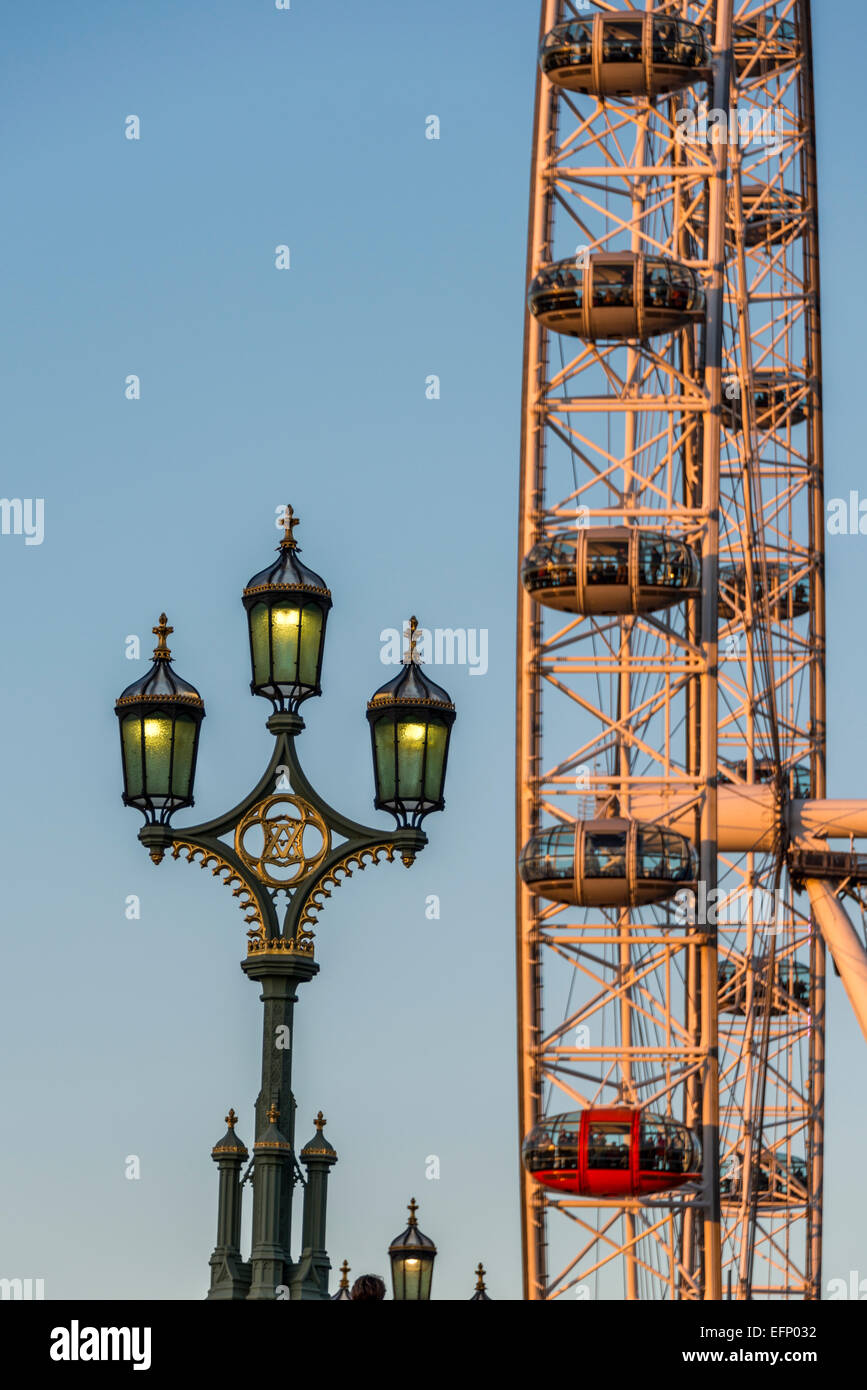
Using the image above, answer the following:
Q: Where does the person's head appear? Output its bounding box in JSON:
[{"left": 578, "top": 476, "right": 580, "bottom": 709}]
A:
[{"left": 350, "top": 1274, "right": 387, "bottom": 1301}]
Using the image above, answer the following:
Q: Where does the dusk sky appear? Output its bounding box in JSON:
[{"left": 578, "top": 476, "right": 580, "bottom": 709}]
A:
[{"left": 2, "top": 0, "right": 866, "bottom": 1300}]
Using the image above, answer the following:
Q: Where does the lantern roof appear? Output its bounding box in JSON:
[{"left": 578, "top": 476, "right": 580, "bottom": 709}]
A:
[
  {"left": 368, "top": 617, "right": 455, "bottom": 713},
  {"left": 388, "top": 1197, "right": 437, "bottom": 1255},
  {"left": 115, "top": 615, "right": 204, "bottom": 711},
  {"left": 243, "top": 506, "right": 332, "bottom": 602}
]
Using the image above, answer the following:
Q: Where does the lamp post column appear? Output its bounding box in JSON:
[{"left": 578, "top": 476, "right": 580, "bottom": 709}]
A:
[{"left": 242, "top": 950, "right": 319, "bottom": 1287}]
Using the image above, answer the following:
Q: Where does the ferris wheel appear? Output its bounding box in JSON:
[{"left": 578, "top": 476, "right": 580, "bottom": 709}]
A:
[{"left": 515, "top": 0, "right": 867, "bottom": 1300}]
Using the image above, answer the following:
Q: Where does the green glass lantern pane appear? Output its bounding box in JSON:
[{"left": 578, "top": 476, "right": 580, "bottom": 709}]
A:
[
  {"left": 374, "top": 716, "right": 397, "bottom": 801},
  {"left": 121, "top": 714, "right": 144, "bottom": 799},
  {"left": 422, "top": 719, "right": 448, "bottom": 802},
  {"left": 401, "top": 1256, "right": 424, "bottom": 1299},
  {"left": 396, "top": 718, "right": 428, "bottom": 800},
  {"left": 250, "top": 603, "right": 271, "bottom": 688},
  {"left": 271, "top": 604, "right": 302, "bottom": 684},
  {"left": 298, "top": 603, "right": 323, "bottom": 687},
  {"left": 143, "top": 714, "right": 174, "bottom": 796},
  {"left": 170, "top": 714, "right": 196, "bottom": 799}
]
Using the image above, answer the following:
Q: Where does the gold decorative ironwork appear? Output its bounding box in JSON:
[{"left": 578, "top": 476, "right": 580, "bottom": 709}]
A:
[
  {"left": 246, "top": 935, "right": 315, "bottom": 957},
  {"left": 314, "top": 1111, "right": 326, "bottom": 1131},
  {"left": 152, "top": 613, "right": 173, "bottom": 660},
  {"left": 235, "top": 793, "right": 330, "bottom": 888},
  {"left": 296, "top": 842, "right": 398, "bottom": 934},
  {"left": 171, "top": 840, "right": 265, "bottom": 939}
]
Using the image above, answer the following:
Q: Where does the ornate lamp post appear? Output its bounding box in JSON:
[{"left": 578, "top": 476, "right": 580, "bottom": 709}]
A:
[
  {"left": 114, "top": 508, "right": 456, "bottom": 1300},
  {"left": 388, "top": 1198, "right": 438, "bottom": 1300}
]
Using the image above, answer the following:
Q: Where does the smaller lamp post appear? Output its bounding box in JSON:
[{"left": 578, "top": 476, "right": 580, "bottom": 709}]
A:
[{"left": 388, "top": 1198, "right": 437, "bottom": 1300}]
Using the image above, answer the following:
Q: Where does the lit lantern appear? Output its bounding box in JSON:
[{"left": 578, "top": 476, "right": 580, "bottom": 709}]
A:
[
  {"left": 115, "top": 614, "right": 205, "bottom": 824},
  {"left": 389, "top": 1198, "right": 437, "bottom": 1300},
  {"left": 367, "top": 617, "right": 456, "bottom": 827},
  {"left": 242, "top": 506, "right": 332, "bottom": 712}
]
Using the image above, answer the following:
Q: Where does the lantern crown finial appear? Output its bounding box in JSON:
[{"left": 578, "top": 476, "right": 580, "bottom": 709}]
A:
[
  {"left": 475, "top": 1263, "right": 486, "bottom": 1291},
  {"left": 152, "top": 613, "right": 173, "bottom": 661},
  {"left": 314, "top": 1110, "right": 326, "bottom": 1131},
  {"left": 407, "top": 1197, "right": 419, "bottom": 1227},
  {"left": 279, "top": 505, "right": 301, "bottom": 551},
  {"left": 339, "top": 1260, "right": 350, "bottom": 1289},
  {"left": 404, "top": 615, "right": 422, "bottom": 665},
  {"left": 225, "top": 1108, "right": 238, "bottom": 1130}
]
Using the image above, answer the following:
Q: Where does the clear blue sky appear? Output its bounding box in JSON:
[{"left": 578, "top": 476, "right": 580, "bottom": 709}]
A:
[{"left": 1, "top": 0, "right": 865, "bottom": 1301}]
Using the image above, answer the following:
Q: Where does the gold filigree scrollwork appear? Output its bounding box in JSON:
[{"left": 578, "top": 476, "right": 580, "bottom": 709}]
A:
[
  {"left": 171, "top": 841, "right": 266, "bottom": 941},
  {"left": 235, "top": 793, "right": 331, "bottom": 888},
  {"left": 296, "top": 843, "right": 397, "bottom": 935}
]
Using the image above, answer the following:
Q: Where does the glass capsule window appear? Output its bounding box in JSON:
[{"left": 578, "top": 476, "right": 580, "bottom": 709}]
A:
[
  {"left": 587, "top": 1122, "right": 631, "bottom": 1169},
  {"left": 528, "top": 261, "right": 584, "bottom": 312},
  {"left": 637, "top": 536, "right": 698, "bottom": 589},
  {"left": 522, "top": 538, "right": 578, "bottom": 591},
  {"left": 519, "top": 826, "right": 575, "bottom": 882},
  {"left": 585, "top": 538, "right": 629, "bottom": 586},
  {"left": 675, "top": 19, "right": 707, "bottom": 68},
  {"left": 583, "top": 830, "right": 627, "bottom": 879},
  {"left": 651, "top": 18, "right": 678, "bottom": 64},
  {"left": 637, "top": 828, "right": 694, "bottom": 882},
  {"left": 592, "top": 262, "right": 634, "bottom": 309},
  {"left": 601, "top": 21, "right": 644, "bottom": 65},
  {"left": 540, "top": 19, "right": 593, "bottom": 68},
  {"left": 523, "top": 1116, "right": 581, "bottom": 1172},
  {"left": 639, "top": 1119, "right": 694, "bottom": 1174},
  {"left": 643, "top": 259, "right": 704, "bottom": 314}
]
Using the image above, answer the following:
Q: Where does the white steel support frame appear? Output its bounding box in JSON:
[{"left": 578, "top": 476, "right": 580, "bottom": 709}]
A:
[{"left": 516, "top": 0, "right": 834, "bottom": 1301}]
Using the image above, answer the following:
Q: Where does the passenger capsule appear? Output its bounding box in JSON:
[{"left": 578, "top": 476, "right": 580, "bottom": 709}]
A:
[
  {"left": 522, "top": 1108, "right": 702, "bottom": 1199},
  {"left": 539, "top": 14, "right": 710, "bottom": 100},
  {"left": 528, "top": 252, "right": 705, "bottom": 341},
  {"left": 721, "top": 371, "right": 809, "bottom": 431},
  {"left": 719, "top": 758, "right": 811, "bottom": 799},
  {"left": 720, "top": 1151, "right": 807, "bottom": 1205},
  {"left": 684, "top": 182, "right": 804, "bottom": 251},
  {"left": 718, "top": 563, "right": 810, "bottom": 621},
  {"left": 733, "top": 16, "right": 797, "bottom": 77},
  {"left": 522, "top": 527, "right": 699, "bottom": 617},
  {"left": 719, "top": 957, "right": 810, "bottom": 1015},
  {"left": 518, "top": 818, "right": 696, "bottom": 908}
]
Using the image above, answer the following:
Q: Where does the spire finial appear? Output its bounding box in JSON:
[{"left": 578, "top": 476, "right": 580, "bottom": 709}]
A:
[
  {"left": 225, "top": 1108, "right": 238, "bottom": 1130},
  {"left": 279, "top": 504, "right": 301, "bottom": 550},
  {"left": 475, "top": 1262, "right": 487, "bottom": 1292},
  {"left": 403, "top": 615, "right": 423, "bottom": 665},
  {"left": 338, "top": 1259, "right": 350, "bottom": 1289},
  {"left": 314, "top": 1111, "right": 326, "bottom": 1131},
  {"left": 407, "top": 1197, "right": 419, "bottom": 1227},
  {"left": 267, "top": 1102, "right": 279, "bottom": 1125},
  {"left": 152, "top": 613, "right": 173, "bottom": 661}
]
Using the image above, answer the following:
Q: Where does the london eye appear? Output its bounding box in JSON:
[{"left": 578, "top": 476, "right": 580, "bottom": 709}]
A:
[{"left": 515, "top": 0, "right": 867, "bottom": 1299}]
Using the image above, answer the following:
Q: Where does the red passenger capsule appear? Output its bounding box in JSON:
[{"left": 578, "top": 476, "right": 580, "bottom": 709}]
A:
[{"left": 522, "top": 1107, "right": 701, "bottom": 1199}]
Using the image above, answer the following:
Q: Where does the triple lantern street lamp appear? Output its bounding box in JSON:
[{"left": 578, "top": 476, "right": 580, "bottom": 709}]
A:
[{"left": 112, "top": 508, "right": 458, "bottom": 1300}]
